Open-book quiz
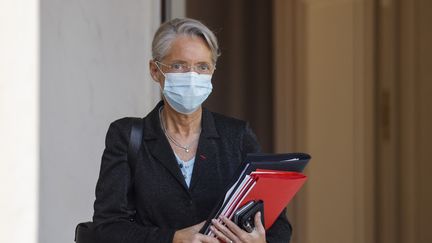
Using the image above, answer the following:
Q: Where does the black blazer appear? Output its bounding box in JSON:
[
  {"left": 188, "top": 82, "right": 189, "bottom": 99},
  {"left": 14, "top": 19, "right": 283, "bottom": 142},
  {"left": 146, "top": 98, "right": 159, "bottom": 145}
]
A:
[{"left": 93, "top": 101, "right": 292, "bottom": 243}]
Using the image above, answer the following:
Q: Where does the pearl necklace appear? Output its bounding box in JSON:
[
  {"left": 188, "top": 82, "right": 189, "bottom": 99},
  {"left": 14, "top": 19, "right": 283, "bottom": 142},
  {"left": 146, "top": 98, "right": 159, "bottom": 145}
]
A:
[{"left": 159, "top": 106, "right": 200, "bottom": 153}]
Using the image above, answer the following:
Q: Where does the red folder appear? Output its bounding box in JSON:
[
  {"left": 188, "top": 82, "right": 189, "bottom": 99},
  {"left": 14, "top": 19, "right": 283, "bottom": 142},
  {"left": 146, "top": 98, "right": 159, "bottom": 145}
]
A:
[
  {"left": 237, "top": 170, "right": 307, "bottom": 229},
  {"left": 200, "top": 153, "right": 310, "bottom": 235}
]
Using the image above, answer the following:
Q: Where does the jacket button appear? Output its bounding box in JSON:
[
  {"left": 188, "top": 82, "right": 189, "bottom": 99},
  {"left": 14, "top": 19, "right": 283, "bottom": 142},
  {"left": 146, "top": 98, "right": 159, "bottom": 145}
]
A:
[{"left": 189, "top": 200, "right": 193, "bottom": 206}]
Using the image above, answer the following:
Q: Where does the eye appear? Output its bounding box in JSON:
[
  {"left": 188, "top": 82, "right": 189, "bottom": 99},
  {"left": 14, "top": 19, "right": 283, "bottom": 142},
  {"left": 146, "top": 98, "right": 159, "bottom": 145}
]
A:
[
  {"left": 197, "top": 63, "right": 211, "bottom": 71},
  {"left": 171, "top": 63, "right": 183, "bottom": 70}
]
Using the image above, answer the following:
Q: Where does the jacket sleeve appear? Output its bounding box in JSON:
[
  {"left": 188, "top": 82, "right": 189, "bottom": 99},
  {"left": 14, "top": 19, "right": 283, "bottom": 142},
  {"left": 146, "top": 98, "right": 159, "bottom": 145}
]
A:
[
  {"left": 240, "top": 123, "right": 293, "bottom": 243},
  {"left": 93, "top": 119, "right": 175, "bottom": 243}
]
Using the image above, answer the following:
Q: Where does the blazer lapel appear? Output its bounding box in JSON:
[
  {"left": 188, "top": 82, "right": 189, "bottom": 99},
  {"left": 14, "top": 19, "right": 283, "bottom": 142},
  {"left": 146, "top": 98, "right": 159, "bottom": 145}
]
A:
[
  {"left": 189, "top": 108, "right": 220, "bottom": 191},
  {"left": 189, "top": 136, "right": 218, "bottom": 191},
  {"left": 148, "top": 137, "right": 189, "bottom": 191},
  {"left": 142, "top": 101, "right": 190, "bottom": 192}
]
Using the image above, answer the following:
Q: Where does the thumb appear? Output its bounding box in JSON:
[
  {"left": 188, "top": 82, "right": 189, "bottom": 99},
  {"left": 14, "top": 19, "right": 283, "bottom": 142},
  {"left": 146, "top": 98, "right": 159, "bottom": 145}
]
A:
[
  {"left": 192, "top": 221, "right": 206, "bottom": 231},
  {"left": 254, "top": 212, "right": 265, "bottom": 233}
]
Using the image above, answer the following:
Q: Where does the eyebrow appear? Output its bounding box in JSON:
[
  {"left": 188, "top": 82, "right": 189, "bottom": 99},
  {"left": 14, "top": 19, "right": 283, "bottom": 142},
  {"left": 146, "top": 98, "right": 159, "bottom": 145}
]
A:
[
  {"left": 168, "top": 60, "right": 188, "bottom": 64},
  {"left": 195, "top": 61, "right": 211, "bottom": 65},
  {"left": 167, "top": 60, "right": 211, "bottom": 65}
]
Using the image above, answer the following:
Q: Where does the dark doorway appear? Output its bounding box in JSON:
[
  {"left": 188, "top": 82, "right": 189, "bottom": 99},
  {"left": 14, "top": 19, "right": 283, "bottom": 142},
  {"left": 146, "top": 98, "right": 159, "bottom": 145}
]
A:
[{"left": 187, "top": 0, "right": 275, "bottom": 152}]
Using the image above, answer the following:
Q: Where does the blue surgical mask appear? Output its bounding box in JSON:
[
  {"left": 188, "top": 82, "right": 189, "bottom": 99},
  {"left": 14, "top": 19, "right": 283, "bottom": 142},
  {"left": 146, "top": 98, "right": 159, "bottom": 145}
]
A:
[{"left": 161, "top": 72, "right": 213, "bottom": 114}]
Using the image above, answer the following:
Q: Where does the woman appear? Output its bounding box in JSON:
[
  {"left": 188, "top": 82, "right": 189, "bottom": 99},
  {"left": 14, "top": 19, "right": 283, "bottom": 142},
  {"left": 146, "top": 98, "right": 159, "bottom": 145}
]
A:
[{"left": 93, "top": 18, "right": 292, "bottom": 243}]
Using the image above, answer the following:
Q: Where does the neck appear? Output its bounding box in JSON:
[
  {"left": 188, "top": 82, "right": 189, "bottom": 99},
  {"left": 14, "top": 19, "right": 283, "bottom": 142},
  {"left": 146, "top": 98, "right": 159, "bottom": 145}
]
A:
[{"left": 162, "top": 103, "right": 202, "bottom": 137}]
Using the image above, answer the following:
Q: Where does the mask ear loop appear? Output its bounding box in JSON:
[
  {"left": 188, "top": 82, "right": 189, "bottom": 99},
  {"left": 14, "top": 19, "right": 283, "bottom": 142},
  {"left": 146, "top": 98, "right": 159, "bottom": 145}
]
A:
[
  {"left": 154, "top": 60, "right": 167, "bottom": 93},
  {"left": 154, "top": 60, "right": 167, "bottom": 78}
]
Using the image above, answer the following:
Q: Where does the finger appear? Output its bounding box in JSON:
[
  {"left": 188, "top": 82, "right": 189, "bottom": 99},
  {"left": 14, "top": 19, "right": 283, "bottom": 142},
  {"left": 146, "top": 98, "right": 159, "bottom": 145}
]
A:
[
  {"left": 210, "top": 225, "right": 232, "bottom": 243},
  {"left": 212, "top": 218, "right": 239, "bottom": 242},
  {"left": 196, "top": 221, "right": 206, "bottom": 229},
  {"left": 191, "top": 221, "right": 206, "bottom": 233},
  {"left": 254, "top": 212, "right": 265, "bottom": 234},
  {"left": 220, "top": 215, "right": 245, "bottom": 236},
  {"left": 197, "top": 233, "right": 219, "bottom": 243}
]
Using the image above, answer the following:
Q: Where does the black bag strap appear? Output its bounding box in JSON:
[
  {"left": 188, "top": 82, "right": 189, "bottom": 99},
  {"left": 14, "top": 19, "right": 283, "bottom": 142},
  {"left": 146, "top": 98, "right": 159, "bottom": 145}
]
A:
[
  {"left": 126, "top": 118, "right": 144, "bottom": 221},
  {"left": 127, "top": 118, "right": 144, "bottom": 172}
]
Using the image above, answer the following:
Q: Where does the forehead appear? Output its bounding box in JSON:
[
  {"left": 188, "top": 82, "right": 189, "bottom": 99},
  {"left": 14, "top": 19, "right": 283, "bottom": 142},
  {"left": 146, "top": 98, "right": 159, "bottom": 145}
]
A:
[{"left": 163, "top": 35, "right": 212, "bottom": 63}]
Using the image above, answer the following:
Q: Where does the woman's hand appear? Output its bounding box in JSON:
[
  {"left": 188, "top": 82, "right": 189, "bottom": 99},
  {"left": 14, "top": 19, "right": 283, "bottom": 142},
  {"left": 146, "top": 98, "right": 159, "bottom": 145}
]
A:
[
  {"left": 210, "top": 212, "right": 266, "bottom": 243},
  {"left": 173, "top": 221, "right": 219, "bottom": 243}
]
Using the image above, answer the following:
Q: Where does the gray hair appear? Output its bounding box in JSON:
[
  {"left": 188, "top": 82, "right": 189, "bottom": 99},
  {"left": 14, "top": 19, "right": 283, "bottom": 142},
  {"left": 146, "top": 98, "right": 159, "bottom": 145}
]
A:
[{"left": 152, "top": 18, "right": 220, "bottom": 64}]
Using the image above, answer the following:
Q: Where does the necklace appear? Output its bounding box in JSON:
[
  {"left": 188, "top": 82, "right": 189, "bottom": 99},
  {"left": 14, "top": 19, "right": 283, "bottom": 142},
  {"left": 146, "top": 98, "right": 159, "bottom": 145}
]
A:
[{"left": 159, "top": 106, "right": 200, "bottom": 153}]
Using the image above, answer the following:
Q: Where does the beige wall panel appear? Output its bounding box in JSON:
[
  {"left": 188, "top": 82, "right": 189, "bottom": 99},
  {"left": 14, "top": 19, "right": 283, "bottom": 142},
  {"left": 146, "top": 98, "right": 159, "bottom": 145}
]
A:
[
  {"left": 399, "top": 1, "right": 432, "bottom": 243},
  {"left": 273, "top": 1, "right": 306, "bottom": 242},
  {"left": 399, "top": 1, "right": 418, "bottom": 243},
  {"left": 418, "top": 1, "right": 432, "bottom": 242},
  {"left": 303, "top": 1, "right": 356, "bottom": 242}
]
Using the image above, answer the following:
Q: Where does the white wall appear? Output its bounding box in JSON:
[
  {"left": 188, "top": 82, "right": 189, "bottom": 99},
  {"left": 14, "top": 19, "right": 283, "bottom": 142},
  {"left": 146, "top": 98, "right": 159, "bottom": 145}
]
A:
[
  {"left": 0, "top": 1, "right": 39, "bottom": 243},
  {"left": 39, "top": 1, "right": 160, "bottom": 242}
]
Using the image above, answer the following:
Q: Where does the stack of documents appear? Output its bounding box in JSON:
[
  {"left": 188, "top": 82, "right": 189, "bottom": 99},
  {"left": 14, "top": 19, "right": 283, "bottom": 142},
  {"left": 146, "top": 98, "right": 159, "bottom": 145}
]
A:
[{"left": 200, "top": 153, "right": 310, "bottom": 235}]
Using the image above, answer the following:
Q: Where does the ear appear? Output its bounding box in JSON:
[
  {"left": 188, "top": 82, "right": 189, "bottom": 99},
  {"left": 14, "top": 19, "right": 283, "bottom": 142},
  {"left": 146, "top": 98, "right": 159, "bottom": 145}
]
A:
[{"left": 149, "top": 60, "right": 162, "bottom": 83}]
